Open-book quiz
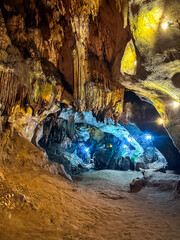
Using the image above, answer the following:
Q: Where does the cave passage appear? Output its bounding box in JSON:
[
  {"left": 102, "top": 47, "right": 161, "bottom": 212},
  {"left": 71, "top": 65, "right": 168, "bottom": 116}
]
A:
[
  {"left": 38, "top": 90, "right": 180, "bottom": 176},
  {"left": 38, "top": 108, "right": 168, "bottom": 176},
  {"left": 124, "top": 91, "right": 180, "bottom": 170}
]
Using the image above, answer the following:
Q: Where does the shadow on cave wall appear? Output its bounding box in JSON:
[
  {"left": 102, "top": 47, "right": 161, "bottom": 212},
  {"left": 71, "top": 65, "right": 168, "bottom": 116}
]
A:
[
  {"left": 124, "top": 91, "right": 180, "bottom": 170},
  {"left": 172, "top": 73, "right": 180, "bottom": 88},
  {"left": 0, "top": 0, "right": 75, "bottom": 95}
]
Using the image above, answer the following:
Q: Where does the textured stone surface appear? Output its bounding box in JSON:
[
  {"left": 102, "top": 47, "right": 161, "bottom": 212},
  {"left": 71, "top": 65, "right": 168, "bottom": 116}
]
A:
[
  {"left": 0, "top": 0, "right": 179, "bottom": 167},
  {"left": 129, "top": 177, "right": 146, "bottom": 193}
]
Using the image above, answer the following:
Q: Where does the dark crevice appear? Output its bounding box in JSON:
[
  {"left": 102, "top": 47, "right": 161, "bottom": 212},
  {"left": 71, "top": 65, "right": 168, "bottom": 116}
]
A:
[{"left": 124, "top": 91, "right": 180, "bottom": 170}]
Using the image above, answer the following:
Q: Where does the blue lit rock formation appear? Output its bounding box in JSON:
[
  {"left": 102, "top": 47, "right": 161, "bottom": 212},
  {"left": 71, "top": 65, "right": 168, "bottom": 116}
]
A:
[{"left": 37, "top": 109, "right": 167, "bottom": 175}]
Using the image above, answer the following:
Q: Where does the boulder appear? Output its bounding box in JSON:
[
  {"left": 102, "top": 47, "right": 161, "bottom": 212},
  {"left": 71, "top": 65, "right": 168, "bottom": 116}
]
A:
[
  {"left": 136, "top": 161, "right": 148, "bottom": 171},
  {"left": 121, "top": 156, "right": 130, "bottom": 171},
  {"left": 144, "top": 148, "right": 155, "bottom": 163},
  {"left": 129, "top": 177, "right": 146, "bottom": 193},
  {"left": 95, "top": 148, "right": 114, "bottom": 169}
]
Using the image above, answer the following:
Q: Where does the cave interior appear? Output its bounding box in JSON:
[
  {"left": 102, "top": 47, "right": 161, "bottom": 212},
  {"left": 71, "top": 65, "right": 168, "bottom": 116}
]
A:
[{"left": 0, "top": 0, "right": 180, "bottom": 239}]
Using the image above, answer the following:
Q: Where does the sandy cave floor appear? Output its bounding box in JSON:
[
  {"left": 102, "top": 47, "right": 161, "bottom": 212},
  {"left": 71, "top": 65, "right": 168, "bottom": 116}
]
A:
[{"left": 0, "top": 166, "right": 180, "bottom": 240}]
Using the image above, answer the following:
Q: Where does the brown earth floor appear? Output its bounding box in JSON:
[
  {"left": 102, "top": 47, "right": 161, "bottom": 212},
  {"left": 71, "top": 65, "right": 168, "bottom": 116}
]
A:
[
  {"left": 0, "top": 133, "right": 180, "bottom": 240},
  {"left": 0, "top": 168, "right": 180, "bottom": 240}
]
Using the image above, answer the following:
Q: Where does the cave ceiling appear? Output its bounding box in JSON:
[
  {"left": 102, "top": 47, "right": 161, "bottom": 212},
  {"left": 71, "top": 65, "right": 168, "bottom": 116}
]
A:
[{"left": 0, "top": 0, "right": 179, "bottom": 148}]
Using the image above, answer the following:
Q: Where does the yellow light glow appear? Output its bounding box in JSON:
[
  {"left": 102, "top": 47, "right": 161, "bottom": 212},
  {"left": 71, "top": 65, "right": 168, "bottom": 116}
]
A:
[
  {"left": 121, "top": 40, "right": 137, "bottom": 75},
  {"left": 110, "top": 144, "right": 113, "bottom": 148},
  {"left": 162, "top": 22, "right": 168, "bottom": 30},
  {"left": 173, "top": 101, "right": 180, "bottom": 108},
  {"left": 129, "top": 5, "right": 163, "bottom": 53},
  {"left": 157, "top": 118, "right": 164, "bottom": 125}
]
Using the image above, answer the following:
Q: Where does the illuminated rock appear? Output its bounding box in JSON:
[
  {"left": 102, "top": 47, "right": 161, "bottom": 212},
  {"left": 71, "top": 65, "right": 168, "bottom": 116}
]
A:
[
  {"left": 0, "top": 0, "right": 179, "bottom": 169},
  {"left": 121, "top": 40, "right": 137, "bottom": 75}
]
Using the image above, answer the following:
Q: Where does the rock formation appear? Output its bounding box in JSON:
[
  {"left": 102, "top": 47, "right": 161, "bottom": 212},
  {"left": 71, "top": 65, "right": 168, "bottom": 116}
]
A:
[{"left": 0, "top": 0, "right": 179, "bottom": 169}]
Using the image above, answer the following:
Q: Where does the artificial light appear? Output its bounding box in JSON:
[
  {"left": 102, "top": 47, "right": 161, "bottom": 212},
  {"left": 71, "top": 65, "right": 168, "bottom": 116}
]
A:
[
  {"left": 157, "top": 118, "right": 164, "bottom": 125},
  {"left": 162, "top": 22, "right": 168, "bottom": 30},
  {"left": 145, "top": 134, "right": 151, "bottom": 140},
  {"left": 122, "top": 144, "right": 127, "bottom": 149},
  {"left": 173, "top": 101, "right": 180, "bottom": 108}
]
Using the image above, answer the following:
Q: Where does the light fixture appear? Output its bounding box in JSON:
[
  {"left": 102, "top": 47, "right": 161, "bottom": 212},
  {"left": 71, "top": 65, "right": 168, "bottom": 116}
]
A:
[
  {"left": 109, "top": 144, "right": 113, "bottom": 148},
  {"left": 145, "top": 134, "right": 151, "bottom": 140},
  {"left": 85, "top": 148, "right": 89, "bottom": 152},
  {"left": 162, "top": 22, "right": 168, "bottom": 30},
  {"left": 122, "top": 144, "right": 127, "bottom": 149},
  {"left": 173, "top": 101, "right": 180, "bottom": 108},
  {"left": 157, "top": 118, "right": 164, "bottom": 125}
]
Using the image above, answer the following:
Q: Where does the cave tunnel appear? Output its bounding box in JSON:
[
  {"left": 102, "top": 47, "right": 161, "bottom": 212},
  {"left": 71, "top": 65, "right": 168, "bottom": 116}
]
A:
[
  {"left": 124, "top": 91, "right": 180, "bottom": 170},
  {"left": 37, "top": 91, "right": 180, "bottom": 177},
  {"left": 0, "top": 0, "right": 180, "bottom": 238}
]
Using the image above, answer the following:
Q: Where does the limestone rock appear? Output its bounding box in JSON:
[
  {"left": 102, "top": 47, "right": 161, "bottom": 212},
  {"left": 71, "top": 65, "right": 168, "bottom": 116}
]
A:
[
  {"left": 0, "top": 0, "right": 179, "bottom": 170},
  {"left": 136, "top": 162, "right": 148, "bottom": 171},
  {"left": 129, "top": 177, "right": 146, "bottom": 193},
  {"left": 46, "top": 163, "right": 72, "bottom": 181}
]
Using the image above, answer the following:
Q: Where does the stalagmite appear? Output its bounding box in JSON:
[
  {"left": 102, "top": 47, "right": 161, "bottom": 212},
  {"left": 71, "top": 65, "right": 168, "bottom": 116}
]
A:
[{"left": 0, "top": 0, "right": 180, "bottom": 239}]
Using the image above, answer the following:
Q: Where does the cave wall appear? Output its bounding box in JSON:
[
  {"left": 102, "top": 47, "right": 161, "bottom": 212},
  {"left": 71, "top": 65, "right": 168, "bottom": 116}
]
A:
[
  {"left": 121, "top": 0, "right": 180, "bottom": 149},
  {"left": 124, "top": 91, "right": 180, "bottom": 169},
  {"left": 38, "top": 109, "right": 167, "bottom": 174},
  {"left": 0, "top": 0, "right": 179, "bottom": 151},
  {"left": 0, "top": 0, "right": 126, "bottom": 137}
]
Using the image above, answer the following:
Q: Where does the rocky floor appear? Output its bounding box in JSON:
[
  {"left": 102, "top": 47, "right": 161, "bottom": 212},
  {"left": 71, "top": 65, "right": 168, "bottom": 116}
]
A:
[
  {"left": 0, "top": 165, "right": 180, "bottom": 240},
  {"left": 0, "top": 132, "right": 180, "bottom": 240}
]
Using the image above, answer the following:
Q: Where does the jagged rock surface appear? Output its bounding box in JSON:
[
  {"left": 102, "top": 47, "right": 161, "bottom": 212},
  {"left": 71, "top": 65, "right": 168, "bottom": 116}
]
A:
[{"left": 0, "top": 0, "right": 179, "bottom": 167}]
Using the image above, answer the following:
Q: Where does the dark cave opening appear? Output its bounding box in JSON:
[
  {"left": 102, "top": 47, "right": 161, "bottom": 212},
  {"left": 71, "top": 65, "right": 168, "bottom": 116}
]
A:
[
  {"left": 36, "top": 90, "right": 180, "bottom": 177},
  {"left": 37, "top": 104, "right": 174, "bottom": 176},
  {"left": 124, "top": 91, "right": 180, "bottom": 170},
  {"left": 38, "top": 120, "right": 139, "bottom": 176}
]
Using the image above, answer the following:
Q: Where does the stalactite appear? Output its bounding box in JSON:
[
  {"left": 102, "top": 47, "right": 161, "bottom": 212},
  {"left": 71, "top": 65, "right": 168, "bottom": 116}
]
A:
[{"left": 0, "top": 71, "right": 18, "bottom": 115}]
